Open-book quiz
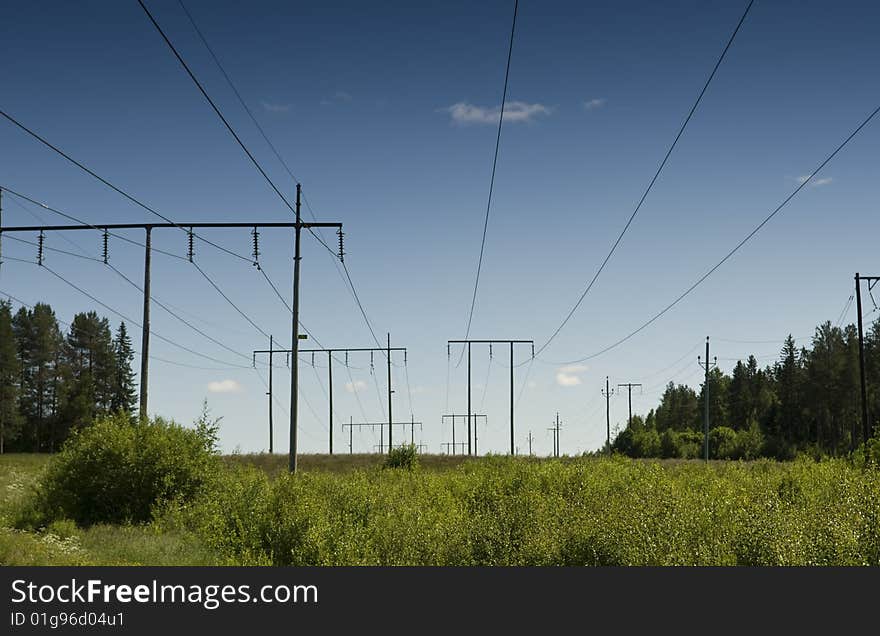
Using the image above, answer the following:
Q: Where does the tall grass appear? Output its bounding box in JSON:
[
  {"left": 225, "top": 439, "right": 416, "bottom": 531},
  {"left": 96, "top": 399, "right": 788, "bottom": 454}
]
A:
[{"left": 162, "top": 456, "right": 880, "bottom": 566}]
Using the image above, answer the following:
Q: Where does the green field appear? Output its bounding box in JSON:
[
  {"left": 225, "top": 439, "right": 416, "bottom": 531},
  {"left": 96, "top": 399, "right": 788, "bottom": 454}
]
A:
[{"left": 2, "top": 452, "right": 879, "bottom": 566}]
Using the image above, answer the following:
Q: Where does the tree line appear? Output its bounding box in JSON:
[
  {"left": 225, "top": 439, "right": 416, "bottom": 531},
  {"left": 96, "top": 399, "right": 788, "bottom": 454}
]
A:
[
  {"left": 612, "top": 317, "right": 880, "bottom": 460},
  {"left": 0, "top": 301, "right": 137, "bottom": 453}
]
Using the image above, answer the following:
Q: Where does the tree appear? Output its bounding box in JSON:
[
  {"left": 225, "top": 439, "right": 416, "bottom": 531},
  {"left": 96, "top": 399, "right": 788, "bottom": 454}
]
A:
[
  {"left": 0, "top": 301, "right": 23, "bottom": 453},
  {"left": 111, "top": 322, "right": 137, "bottom": 418}
]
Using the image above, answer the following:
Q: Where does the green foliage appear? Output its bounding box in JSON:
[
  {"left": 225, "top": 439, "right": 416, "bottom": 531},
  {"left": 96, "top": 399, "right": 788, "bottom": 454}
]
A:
[
  {"left": 384, "top": 444, "right": 419, "bottom": 470},
  {"left": 19, "top": 413, "right": 219, "bottom": 527},
  {"left": 161, "top": 456, "right": 880, "bottom": 566},
  {"left": 709, "top": 426, "right": 738, "bottom": 459}
]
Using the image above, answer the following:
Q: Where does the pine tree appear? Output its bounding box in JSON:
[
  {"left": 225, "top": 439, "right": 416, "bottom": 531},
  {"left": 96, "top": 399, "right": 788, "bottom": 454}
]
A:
[
  {"left": 111, "top": 322, "right": 137, "bottom": 418},
  {"left": 0, "top": 301, "right": 23, "bottom": 453}
]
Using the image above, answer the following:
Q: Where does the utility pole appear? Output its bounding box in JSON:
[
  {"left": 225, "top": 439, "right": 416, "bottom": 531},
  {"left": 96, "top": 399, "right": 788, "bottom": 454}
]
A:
[
  {"left": 617, "top": 382, "right": 643, "bottom": 428},
  {"left": 139, "top": 226, "right": 151, "bottom": 422},
  {"left": 441, "top": 441, "right": 468, "bottom": 455},
  {"left": 698, "top": 336, "right": 717, "bottom": 462},
  {"left": 527, "top": 430, "right": 534, "bottom": 456},
  {"left": 602, "top": 377, "right": 614, "bottom": 454},
  {"left": 349, "top": 416, "right": 353, "bottom": 454},
  {"left": 0, "top": 207, "right": 343, "bottom": 470},
  {"left": 442, "top": 414, "right": 486, "bottom": 457},
  {"left": 547, "top": 413, "right": 561, "bottom": 458},
  {"left": 856, "top": 273, "right": 879, "bottom": 460},
  {"left": 387, "top": 333, "right": 393, "bottom": 453},
  {"left": 448, "top": 339, "right": 534, "bottom": 455}
]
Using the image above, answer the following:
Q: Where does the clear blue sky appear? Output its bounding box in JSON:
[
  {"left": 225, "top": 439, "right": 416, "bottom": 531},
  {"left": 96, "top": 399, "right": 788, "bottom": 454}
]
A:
[{"left": 2, "top": 0, "right": 878, "bottom": 455}]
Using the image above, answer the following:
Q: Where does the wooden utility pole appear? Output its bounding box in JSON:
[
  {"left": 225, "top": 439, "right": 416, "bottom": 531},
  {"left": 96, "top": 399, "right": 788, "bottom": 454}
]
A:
[
  {"left": 855, "top": 273, "right": 879, "bottom": 460},
  {"left": 289, "top": 184, "right": 302, "bottom": 473},
  {"left": 547, "top": 412, "right": 561, "bottom": 457},
  {"left": 617, "top": 382, "right": 643, "bottom": 428},
  {"left": 387, "top": 333, "right": 393, "bottom": 453},
  {"left": 268, "top": 335, "right": 274, "bottom": 453},
  {"left": 602, "top": 377, "right": 614, "bottom": 454},
  {"left": 698, "top": 337, "right": 717, "bottom": 462},
  {"left": 139, "top": 227, "right": 151, "bottom": 422},
  {"left": 527, "top": 430, "right": 534, "bottom": 456},
  {"left": 448, "top": 339, "right": 534, "bottom": 455}
]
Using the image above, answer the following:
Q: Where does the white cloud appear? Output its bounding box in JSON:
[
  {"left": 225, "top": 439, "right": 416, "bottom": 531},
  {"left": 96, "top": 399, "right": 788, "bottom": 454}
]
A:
[
  {"left": 556, "top": 364, "right": 588, "bottom": 387},
  {"left": 584, "top": 98, "right": 606, "bottom": 110},
  {"left": 345, "top": 380, "right": 366, "bottom": 393},
  {"left": 261, "top": 101, "right": 291, "bottom": 113},
  {"left": 442, "top": 101, "right": 552, "bottom": 125},
  {"left": 207, "top": 379, "right": 242, "bottom": 393},
  {"left": 796, "top": 175, "right": 833, "bottom": 187}
]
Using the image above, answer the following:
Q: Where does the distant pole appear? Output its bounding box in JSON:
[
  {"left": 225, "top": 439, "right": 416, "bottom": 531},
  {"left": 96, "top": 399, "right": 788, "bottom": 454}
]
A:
[
  {"left": 411, "top": 414, "right": 415, "bottom": 445},
  {"left": 555, "top": 412, "right": 561, "bottom": 457},
  {"left": 379, "top": 422, "right": 383, "bottom": 454},
  {"left": 289, "top": 184, "right": 302, "bottom": 473},
  {"left": 268, "top": 335, "right": 274, "bottom": 453},
  {"left": 349, "top": 416, "right": 353, "bottom": 454},
  {"left": 856, "top": 273, "right": 870, "bottom": 460},
  {"left": 602, "top": 377, "right": 614, "bottom": 454},
  {"left": 138, "top": 226, "right": 152, "bottom": 422},
  {"left": 467, "top": 342, "right": 472, "bottom": 456},
  {"left": 510, "top": 341, "right": 515, "bottom": 455},
  {"left": 528, "top": 430, "right": 534, "bottom": 456},
  {"left": 387, "top": 333, "right": 392, "bottom": 453},
  {"left": 452, "top": 414, "right": 456, "bottom": 455},
  {"left": 328, "top": 350, "right": 333, "bottom": 455},
  {"left": 617, "top": 383, "right": 643, "bottom": 428},
  {"left": 697, "top": 337, "right": 716, "bottom": 462}
]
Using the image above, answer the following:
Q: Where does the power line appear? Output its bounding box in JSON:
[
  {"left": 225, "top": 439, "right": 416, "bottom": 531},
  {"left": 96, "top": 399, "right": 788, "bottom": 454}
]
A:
[
  {"left": 0, "top": 114, "right": 253, "bottom": 263},
  {"left": 191, "top": 260, "right": 271, "bottom": 340},
  {"left": 534, "top": 0, "right": 755, "bottom": 358},
  {"left": 547, "top": 100, "right": 880, "bottom": 366},
  {"left": 136, "top": 0, "right": 297, "bottom": 216},
  {"left": 460, "top": 0, "right": 519, "bottom": 355}
]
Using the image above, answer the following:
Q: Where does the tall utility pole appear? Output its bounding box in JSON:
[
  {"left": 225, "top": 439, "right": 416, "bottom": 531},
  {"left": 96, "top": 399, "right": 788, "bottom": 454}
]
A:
[
  {"left": 602, "top": 377, "right": 614, "bottom": 454},
  {"left": 289, "top": 184, "right": 303, "bottom": 473},
  {"left": 527, "top": 431, "right": 534, "bottom": 456},
  {"left": 348, "top": 416, "right": 353, "bottom": 454},
  {"left": 387, "top": 333, "right": 393, "bottom": 452},
  {"left": 253, "top": 335, "right": 279, "bottom": 453},
  {"left": 617, "top": 382, "right": 643, "bottom": 429},
  {"left": 698, "top": 336, "right": 717, "bottom": 462},
  {"left": 856, "top": 273, "right": 879, "bottom": 459},
  {"left": 442, "top": 414, "right": 487, "bottom": 455},
  {"left": 0, "top": 214, "right": 343, "bottom": 436},
  {"left": 448, "top": 339, "right": 534, "bottom": 455},
  {"left": 255, "top": 343, "right": 408, "bottom": 456},
  {"left": 547, "top": 412, "right": 561, "bottom": 457}
]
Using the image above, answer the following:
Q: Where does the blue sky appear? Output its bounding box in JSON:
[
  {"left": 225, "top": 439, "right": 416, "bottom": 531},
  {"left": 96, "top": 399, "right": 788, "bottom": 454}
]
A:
[{"left": 2, "top": 0, "right": 879, "bottom": 455}]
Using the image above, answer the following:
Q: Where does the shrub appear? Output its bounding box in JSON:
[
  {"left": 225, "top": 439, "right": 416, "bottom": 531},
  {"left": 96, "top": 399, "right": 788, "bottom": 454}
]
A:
[
  {"left": 384, "top": 444, "right": 419, "bottom": 470},
  {"left": 735, "top": 421, "right": 764, "bottom": 460},
  {"left": 660, "top": 429, "right": 679, "bottom": 458},
  {"left": 22, "top": 413, "right": 219, "bottom": 527},
  {"left": 710, "top": 427, "right": 738, "bottom": 460}
]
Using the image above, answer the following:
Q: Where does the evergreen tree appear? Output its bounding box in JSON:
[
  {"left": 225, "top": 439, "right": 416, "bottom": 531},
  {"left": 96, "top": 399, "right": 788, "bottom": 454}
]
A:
[
  {"left": 111, "top": 322, "right": 137, "bottom": 417},
  {"left": 0, "top": 301, "right": 23, "bottom": 453}
]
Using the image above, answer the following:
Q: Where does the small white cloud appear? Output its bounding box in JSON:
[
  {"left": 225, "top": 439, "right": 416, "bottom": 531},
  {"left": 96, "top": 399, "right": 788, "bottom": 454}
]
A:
[
  {"left": 261, "top": 101, "right": 291, "bottom": 113},
  {"left": 584, "top": 98, "right": 606, "bottom": 110},
  {"left": 208, "top": 379, "right": 241, "bottom": 393},
  {"left": 442, "top": 101, "right": 552, "bottom": 125},
  {"left": 556, "top": 364, "right": 588, "bottom": 387},
  {"left": 345, "top": 380, "right": 366, "bottom": 393},
  {"left": 796, "top": 175, "right": 833, "bottom": 187}
]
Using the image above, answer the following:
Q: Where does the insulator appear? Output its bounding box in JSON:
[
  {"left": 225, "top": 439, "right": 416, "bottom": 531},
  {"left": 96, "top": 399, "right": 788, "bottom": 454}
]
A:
[
  {"left": 337, "top": 229, "right": 345, "bottom": 262},
  {"left": 531, "top": 344, "right": 535, "bottom": 358},
  {"left": 489, "top": 343, "right": 493, "bottom": 358},
  {"left": 345, "top": 351, "right": 349, "bottom": 367},
  {"left": 286, "top": 352, "right": 290, "bottom": 368},
  {"left": 311, "top": 352, "right": 315, "bottom": 367},
  {"left": 102, "top": 229, "right": 109, "bottom": 264},
  {"left": 252, "top": 354, "right": 256, "bottom": 369},
  {"left": 187, "top": 228, "right": 194, "bottom": 262},
  {"left": 37, "top": 230, "right": 45, "bottom": 266},
  {"left": 251, "top": 227, "right": 260, "bottom": 269}
]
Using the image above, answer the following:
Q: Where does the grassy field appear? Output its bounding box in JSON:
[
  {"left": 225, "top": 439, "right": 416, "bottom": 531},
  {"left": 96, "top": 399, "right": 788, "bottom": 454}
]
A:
[{"left": 2, "top": 452, "right": 878, "bottom": 566}]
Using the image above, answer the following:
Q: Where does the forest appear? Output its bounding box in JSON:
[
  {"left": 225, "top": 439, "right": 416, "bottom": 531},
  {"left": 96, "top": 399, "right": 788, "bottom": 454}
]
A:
[
  {"left": 0, "top": 300, "right": 137, "bottom": 453},
  {"left": 613, "top": 318, "right": 880, "bottom": 460}
]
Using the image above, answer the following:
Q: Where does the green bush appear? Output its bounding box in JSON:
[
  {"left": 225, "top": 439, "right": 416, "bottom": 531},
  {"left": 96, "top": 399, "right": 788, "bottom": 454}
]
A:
[
  {"left": 710, "top": 427, "right": 738, "bottom": 460},
  {"left": 21, "top": 413, "right": 219, "bottom": 527},
  {"left": 384, "top": 444, "right": 419, "bottom": 470}
]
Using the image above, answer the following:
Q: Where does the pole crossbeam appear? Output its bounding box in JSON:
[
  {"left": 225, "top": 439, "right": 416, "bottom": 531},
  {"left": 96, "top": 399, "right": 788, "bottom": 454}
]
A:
[
  {"left": 0, "top": 222, "right": 342, "bottom": 232},
  {"left": 447, "top": 339, "right": 533, "bottom": 456}
]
